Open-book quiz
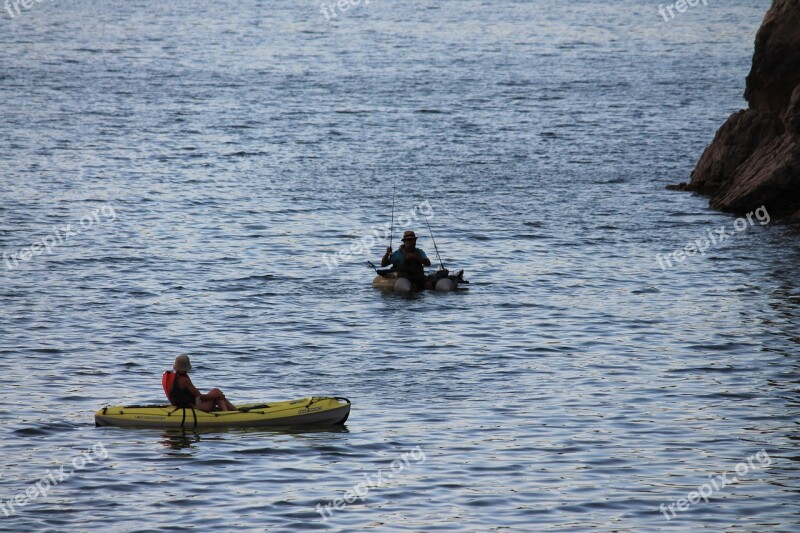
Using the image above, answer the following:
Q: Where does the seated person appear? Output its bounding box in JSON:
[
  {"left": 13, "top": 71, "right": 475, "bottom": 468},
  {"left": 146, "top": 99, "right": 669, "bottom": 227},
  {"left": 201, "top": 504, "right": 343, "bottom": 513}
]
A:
[
  {"left": 381, "top": 230, "right": 433, "bottom": 291},
  {"left": 162, "top": 355, "right": 236, "bottom": 412}
]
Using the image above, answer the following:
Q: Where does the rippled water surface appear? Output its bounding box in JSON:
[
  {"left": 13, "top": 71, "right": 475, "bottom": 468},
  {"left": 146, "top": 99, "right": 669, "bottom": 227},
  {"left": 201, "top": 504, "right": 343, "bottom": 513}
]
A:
[{"left": 2, "top": 0, "right": 799, "bottom": 531}]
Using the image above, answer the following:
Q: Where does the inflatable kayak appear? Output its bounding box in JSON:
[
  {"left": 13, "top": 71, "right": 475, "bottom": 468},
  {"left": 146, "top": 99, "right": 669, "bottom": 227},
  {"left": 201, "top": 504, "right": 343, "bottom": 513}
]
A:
[
  {"left": 372, "top": 269, "right": 468, "bottom": 293},
  {"left": 95, "top": 397, "right": 350, "bottom": 429}
]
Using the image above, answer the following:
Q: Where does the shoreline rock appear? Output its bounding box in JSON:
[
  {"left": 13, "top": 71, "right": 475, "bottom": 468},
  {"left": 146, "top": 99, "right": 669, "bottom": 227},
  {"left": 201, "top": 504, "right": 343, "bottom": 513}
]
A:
[{"left": 673, "top": 0, "right": 800, "bottom": 219}]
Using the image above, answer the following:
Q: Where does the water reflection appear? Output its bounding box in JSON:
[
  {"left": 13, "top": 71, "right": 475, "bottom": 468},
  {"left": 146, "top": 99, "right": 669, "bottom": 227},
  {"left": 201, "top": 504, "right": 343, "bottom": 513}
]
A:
[
  {"left": 158, "top": 425, "right": 351, "bottom": 452},
  {"left": 161, "top": 431, "right": 201, "bottom": 452}
]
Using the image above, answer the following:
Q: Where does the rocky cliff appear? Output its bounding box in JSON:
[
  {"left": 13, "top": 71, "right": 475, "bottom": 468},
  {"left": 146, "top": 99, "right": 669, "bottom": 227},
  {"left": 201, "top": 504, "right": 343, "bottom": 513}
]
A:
[{"left": 670, "top": 0, "right": 800, "bottom": 218}]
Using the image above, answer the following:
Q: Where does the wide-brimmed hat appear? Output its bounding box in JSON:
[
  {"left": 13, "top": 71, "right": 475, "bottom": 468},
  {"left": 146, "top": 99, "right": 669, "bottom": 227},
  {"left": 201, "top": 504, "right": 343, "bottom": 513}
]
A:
[
  {"left": 173, "top": 355, "right": 192, "bottom": 372},
  {"left": 402, "top": 230, "right": 417, "bottom": 241}
]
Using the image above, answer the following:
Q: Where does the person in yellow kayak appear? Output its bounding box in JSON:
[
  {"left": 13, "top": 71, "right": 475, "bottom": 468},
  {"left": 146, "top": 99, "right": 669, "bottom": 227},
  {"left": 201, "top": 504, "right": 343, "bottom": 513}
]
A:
[
  {"left": 381, "top": 230, "right": 433, "bottom": 291},
  {"left": 162, "top": 355, "right": 236, "bottom": 412}
]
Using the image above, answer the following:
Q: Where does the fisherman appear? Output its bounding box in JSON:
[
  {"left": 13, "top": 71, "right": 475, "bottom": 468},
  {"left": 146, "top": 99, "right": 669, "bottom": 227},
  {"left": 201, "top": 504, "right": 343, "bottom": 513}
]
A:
[
  {"left": 162, "top": 355, "right": 236, "bottom": 412},
  {"left": 381, "top": 230, "right": 433, "bottom": 291}
]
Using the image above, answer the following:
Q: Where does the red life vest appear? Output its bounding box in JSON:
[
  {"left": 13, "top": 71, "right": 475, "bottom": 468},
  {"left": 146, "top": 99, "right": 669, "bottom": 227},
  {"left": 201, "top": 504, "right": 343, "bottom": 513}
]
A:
[
  {"left": 162, "top": 371, "right": 196, "bottom": 407},
  {"left": 162, "top": 371, "right": 176, "bottom": 400}
]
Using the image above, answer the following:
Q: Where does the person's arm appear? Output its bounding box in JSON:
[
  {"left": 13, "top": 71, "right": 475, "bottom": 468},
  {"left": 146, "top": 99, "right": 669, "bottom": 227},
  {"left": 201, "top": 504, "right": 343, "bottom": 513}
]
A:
[
  {"left": 406, "top": 249, "right": 432, "bottom": 267},
  {"left": 381, "top": 247, "right": 393, "bottom": 267},
  {"left": 419, "top": 250, "right": 431, "bottom": 267},
  {"left": 179, "top": 375, "right": 202, "bottom": 399},
  {"left": 181, "top": 377, "right": 225, "bottom": 400}
]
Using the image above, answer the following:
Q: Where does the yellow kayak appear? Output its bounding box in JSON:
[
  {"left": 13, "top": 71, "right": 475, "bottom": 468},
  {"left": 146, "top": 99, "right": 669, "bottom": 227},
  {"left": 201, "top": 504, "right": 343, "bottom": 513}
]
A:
[{"left": 95, "top": 397, "right": 350, "bottom": 429}]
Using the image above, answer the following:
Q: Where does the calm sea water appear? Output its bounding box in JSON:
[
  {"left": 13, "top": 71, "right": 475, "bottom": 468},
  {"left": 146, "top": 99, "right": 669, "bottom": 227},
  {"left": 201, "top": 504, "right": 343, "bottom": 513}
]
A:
[{"left": 1, "top": 0, "right": 798, "bottom": 531}]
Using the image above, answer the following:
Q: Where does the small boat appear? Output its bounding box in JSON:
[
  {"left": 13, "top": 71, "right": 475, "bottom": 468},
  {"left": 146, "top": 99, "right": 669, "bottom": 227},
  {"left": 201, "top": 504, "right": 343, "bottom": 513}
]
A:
[
  {"left": 95, "top": 397, "right": 350, "bottom": 429},
  {"left": 371, "top": 268, "right": 468, "bottom": 293}
]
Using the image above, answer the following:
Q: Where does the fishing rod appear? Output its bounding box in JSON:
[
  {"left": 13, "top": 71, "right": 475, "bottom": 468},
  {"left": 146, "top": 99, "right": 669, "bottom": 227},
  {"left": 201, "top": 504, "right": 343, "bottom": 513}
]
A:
[
  {"left": 367, "top": 174, "right": 398, "bottom": 274},
  {"left": 389, "top": 176, "right": 397, "bottom": 250},
  {"left": 422, "top": 211, "right": 445, "bottom": 271}
]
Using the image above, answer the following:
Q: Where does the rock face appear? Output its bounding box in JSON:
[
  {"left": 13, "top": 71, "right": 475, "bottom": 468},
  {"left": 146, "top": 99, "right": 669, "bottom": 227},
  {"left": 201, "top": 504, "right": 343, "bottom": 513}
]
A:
[{"left": 673, "top": 0, "right": 800, "bottom": 218}]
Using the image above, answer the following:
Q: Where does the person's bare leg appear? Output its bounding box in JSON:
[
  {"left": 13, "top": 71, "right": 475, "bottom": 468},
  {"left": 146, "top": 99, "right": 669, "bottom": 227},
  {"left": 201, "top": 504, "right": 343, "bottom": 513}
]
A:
[
  {"left": 198, "top": 399, "right": 215, "bottom": 412},
  {"left": 207, "top": 388, "right": 235, "bottom": 411},
  {"left": 213, "top": 389, "right": 235, "bottom": 411}
]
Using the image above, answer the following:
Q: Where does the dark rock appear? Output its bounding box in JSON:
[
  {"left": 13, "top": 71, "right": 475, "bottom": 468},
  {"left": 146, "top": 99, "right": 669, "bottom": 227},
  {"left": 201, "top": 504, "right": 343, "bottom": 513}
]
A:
[
  {"left": 710, "top": 135, "right": 800, "bottom": 214},
  {"left": 688, "top": 110, "right": 783, "bottom": 195},
  {"left": 784, "top": 84, "right": 800, "bottom": 138},
  {"left": 744, "top": 0, "right": 800, "bottom": 114},
  {"left": 666, "top": 182, "right": 689, "bottom": 191},
  {"left": 675, "top": 0, "right": 800, "bottom": 218}
]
